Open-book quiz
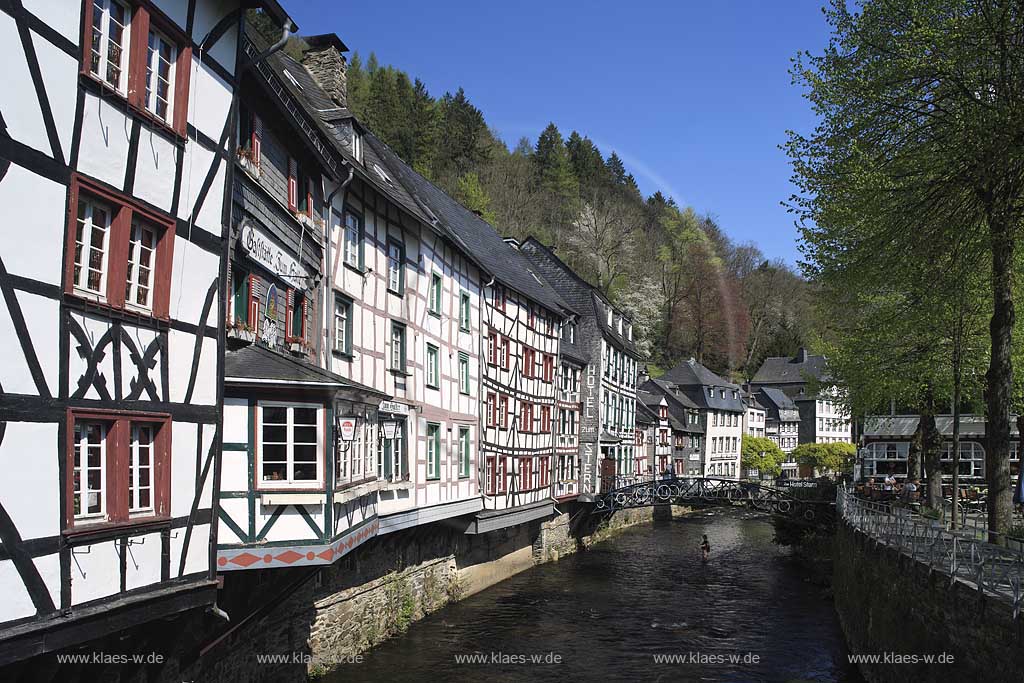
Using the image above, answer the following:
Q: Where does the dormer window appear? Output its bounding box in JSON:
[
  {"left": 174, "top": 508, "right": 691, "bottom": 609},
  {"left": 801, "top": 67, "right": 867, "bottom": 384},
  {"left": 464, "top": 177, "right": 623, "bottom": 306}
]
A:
[
  {"left": 283, "top": 69, "right": 303, "bottom": 90},
  {"left": 707, "top": 388, "right": 714, "bottom": 398},
  {"left": 606, "top": 307, "right": 613, "bottom": 326},
  {"left": 627, "top": 324, "right": 633, "bottom": 341},
  {"left": 720, "top": 389, "right": 726, "bottom": 399},
  {"left": 372, "top": 163, "right": 393, "bottom": 186},
  {"left": 732, "top": 390, "right": 738, "bottom": 400},
  {"left": 352, "top": 131, "right": 363, "bottom": 162}
]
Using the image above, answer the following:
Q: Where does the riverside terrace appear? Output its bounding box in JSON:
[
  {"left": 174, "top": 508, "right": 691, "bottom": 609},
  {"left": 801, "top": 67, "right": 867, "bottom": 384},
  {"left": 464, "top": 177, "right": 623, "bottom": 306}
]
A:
[{"left": 837, "top": 489, "right": 1024, "bottom": 616}]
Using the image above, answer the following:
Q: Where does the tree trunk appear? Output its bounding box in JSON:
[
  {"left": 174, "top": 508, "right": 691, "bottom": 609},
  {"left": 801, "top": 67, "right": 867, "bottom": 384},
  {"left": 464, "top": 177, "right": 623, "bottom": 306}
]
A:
[
  {"left": 986, "top": 219, "right": 1015, "bottom": 540},
  {"left": 950, "top": 373, "right": 961, "bottom": 529},
  {"left": 921, "top": 387, "right": 943, "bottom": 512},
  {"left": 907, "top": 422, "right": 922, "bottom": 481}
]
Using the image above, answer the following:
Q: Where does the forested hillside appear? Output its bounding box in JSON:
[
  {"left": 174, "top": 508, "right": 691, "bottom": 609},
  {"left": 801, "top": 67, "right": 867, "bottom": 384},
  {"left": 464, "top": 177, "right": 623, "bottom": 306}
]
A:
[{"left": 271, "top": 24, "right": 823, "bottom": 378}]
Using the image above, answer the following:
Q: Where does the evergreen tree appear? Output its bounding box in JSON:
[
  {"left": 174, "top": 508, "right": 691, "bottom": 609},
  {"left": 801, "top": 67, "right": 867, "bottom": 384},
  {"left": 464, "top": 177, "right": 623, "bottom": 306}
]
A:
[{"left": 533, "top": 124, "right": 577, "bottom": 194}]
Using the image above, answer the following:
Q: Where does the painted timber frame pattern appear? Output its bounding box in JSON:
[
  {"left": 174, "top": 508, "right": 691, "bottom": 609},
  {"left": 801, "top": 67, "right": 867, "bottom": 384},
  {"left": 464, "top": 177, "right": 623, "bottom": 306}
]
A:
[{"left": 0, "top": 0, "right": 259, "bottom": 662}]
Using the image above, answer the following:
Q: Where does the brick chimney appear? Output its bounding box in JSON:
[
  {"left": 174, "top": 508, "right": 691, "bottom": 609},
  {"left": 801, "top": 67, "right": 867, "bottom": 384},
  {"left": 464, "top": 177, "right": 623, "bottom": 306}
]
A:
[{"left": 301, "top": 34, "right": 349, "bottom": 108}]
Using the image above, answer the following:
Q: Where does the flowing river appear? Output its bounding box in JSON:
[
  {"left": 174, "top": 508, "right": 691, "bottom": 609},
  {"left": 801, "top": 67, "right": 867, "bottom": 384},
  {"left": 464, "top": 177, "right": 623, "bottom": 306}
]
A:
[{"left": 329, "top": 508, "right": 864, "bottom": 683}]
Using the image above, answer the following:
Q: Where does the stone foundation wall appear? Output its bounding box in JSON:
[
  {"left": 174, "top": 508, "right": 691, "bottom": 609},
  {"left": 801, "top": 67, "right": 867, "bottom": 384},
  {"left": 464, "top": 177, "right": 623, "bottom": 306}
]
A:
[
  {"left": 189, "top": 503, "right": 667, "bottom": 681},
  {"left": 834, "top": 520, "right": 1024, "bottom": 683}
]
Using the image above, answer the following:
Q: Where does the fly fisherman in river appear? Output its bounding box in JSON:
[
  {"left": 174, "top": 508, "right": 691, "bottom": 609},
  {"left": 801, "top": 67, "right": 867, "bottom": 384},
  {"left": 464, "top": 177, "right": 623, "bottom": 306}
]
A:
[{"left": 700, "top": 535, "right": 710, "bottom": 562}]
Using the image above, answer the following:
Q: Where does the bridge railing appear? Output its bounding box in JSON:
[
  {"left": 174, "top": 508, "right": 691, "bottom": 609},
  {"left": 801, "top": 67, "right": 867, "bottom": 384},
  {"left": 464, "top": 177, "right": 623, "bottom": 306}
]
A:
[{"left": 837, "top": 488, "right": 1024, "bottom": 617}]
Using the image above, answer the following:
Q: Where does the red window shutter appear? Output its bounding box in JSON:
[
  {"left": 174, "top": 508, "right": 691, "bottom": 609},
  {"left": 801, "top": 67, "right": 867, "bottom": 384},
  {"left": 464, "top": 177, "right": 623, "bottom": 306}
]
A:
[
  {"left": 285, "top": 288, "right": 294, "bottom": 341},
  {"left": 248, "top": 275, "right": 259, "bottom": 333},
  {"left": 288, "top": 158, "right": 298, "bottom": 211},
  {"left": 252, "top": 115, "right": 262, "bottom": 170}
]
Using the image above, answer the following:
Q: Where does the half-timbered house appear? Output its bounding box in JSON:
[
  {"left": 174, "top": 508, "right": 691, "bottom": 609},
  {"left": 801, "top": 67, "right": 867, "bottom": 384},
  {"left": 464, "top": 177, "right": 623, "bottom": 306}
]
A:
[
  {"left": 519, "top": 237, "right": 640, "bottom": 497},
  {"left": 651, "top": 359, "right": 743, "bottom": 479},
  {"left": 639, "top": 378, "right": 703, "bottom": 476},
  {"left": 0, "top": 0, "right": 293, "bottom": 663},
  {"left": 289, "top": 37, "right": 487, "bottom": 534},
  {"left": 216, "top": 29, "right": 390, "bottom": 572}
]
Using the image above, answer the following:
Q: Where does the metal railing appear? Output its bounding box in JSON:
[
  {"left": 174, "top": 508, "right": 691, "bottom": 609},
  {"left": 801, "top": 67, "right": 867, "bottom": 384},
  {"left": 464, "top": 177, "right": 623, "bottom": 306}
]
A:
[{"left": 837, "top": 488, "right": 1024, "bottom": 617}]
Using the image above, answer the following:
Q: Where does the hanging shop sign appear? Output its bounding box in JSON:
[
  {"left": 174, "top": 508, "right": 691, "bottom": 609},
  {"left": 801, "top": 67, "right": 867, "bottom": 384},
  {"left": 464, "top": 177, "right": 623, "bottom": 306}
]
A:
[
  {"left": 240, "top": 222, "right": 309, "bottom": 290},
  {"left": 338, "top": 416, "right": 358, "bottom": 442},
  {"left": 379, "top": 400, "right": 411, "bottom": 416}
]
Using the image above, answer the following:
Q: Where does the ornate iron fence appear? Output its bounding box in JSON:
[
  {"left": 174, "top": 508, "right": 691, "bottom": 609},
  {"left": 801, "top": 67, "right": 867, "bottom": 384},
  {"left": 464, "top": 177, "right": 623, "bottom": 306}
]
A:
[{"left": 837, "top": 488, "right": 1024, "bottom": 617}]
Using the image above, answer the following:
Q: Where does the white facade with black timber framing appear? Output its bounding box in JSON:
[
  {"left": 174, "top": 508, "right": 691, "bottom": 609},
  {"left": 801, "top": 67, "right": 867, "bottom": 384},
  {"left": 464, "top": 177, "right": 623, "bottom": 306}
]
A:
[
  {"left": 0, "top": 0, "right": 290, "bottom": 663},
  {"left": 216, "top": 27, "right": 394, "bottom": 572}
]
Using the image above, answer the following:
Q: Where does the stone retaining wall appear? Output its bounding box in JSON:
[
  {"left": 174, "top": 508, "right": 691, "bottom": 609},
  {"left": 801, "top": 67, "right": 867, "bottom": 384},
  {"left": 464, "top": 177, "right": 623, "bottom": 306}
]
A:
[{"left": 833, "top": 520, "right": 1024, "bottom": 683}]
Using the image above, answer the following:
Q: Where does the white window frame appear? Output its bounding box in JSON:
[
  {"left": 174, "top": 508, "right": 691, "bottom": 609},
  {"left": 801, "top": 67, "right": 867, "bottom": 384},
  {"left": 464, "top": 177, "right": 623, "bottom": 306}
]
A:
[
  {"left": 74, "top": 196, "right": 112, "bottom": 299},
  {"left": 257, "top": 402, "right": 323, "bottom": 489},
  {"left": 128, "top": 423, "right": 155, "bottom": 515},
  {"left": 459, "top": 353, "right": 470, "bottom": 394},
  {"left": 388, "top": 242, "right": 403, "bottom": 293},
  {"left": 426, "top": 423, "right": 440, "bottom": 479},
  {"left": 426, "top": 344, "right": 439, "bottom": 388},
  {"left": 145, "top": 28, "right": 176, "bottom": 121},
  {"left": 125, "top": 219, "right": 157, "bottom": 312},
  {"left": 90, "top": 0, "right": 131, "bottom": 94},
  {"left": 73, "top": 420, "right": 108, "bottom": 521},
  {"left": 334, "top": 295, "right": 352, "bottom": 355},
  {"left": 343, "top": 212, "right": 361, "bottom": 268}
]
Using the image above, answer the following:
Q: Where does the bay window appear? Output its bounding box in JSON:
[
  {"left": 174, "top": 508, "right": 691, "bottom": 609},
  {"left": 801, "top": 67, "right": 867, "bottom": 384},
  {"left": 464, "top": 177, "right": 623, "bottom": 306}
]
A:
[
  {"left": 66, "top": 410, "right": 170, "bottom": 530},
  {"left": 84, "top": 0, "right": 192, "bottom": 136},
  {"left": 258, "top": 403, "right": 322, "bottom": 488},
  {"left": 65, "top": 175, "right": 175, "bottom": 318}
]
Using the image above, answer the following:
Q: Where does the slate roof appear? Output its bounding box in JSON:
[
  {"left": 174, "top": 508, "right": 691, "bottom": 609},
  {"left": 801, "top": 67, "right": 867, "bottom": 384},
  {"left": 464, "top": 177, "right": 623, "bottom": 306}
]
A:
[
  {"left": 366, "top": 138, "right": 575, "bottom": 317},
  {"left": 862, "top": 415, "right": 1019, "bottom": 438},
  {"left": 640, "top": 380, "right": 704, "bottom": 434},
  {"left": 658, "top": 359, "right": 744, "bottom": 412},
  {"left": 751, "top": 348, "right": 830, "bottom": 385},
  {"left": 519, "top": 237, "right": 638, "bottom": 357},
  {"left": 225, "top": 344, "right": 385, "bottom": 397},
  {"left": 755, "top": 387, "right": 801, "bottom": 423},
  {"left": 636, "top": 400, "right": 658, "bottom": 427},
  {"left": 257, "top": 39, "right": 575, "bottom": 318}
]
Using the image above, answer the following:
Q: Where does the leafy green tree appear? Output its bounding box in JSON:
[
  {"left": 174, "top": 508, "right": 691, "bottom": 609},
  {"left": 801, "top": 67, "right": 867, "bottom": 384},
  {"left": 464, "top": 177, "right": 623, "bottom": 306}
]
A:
[
  {"left": 454, "top": 172, "right": 496, "bottom": 224},
  {"left": 793, "top": 443, "right": 855, "bottom": 477},
  {"left": 741, "top": 436, "right": 785, "bottom": 479},
  {"left": 787, "top": 0, "right": 1024, "bottom": 535}
]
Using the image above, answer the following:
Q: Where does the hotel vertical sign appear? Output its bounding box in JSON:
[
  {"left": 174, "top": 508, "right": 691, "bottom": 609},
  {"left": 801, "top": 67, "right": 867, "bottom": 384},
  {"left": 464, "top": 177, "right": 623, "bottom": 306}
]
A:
[{"left": 578, "top": 362, "right": 600, "bottom": 500}]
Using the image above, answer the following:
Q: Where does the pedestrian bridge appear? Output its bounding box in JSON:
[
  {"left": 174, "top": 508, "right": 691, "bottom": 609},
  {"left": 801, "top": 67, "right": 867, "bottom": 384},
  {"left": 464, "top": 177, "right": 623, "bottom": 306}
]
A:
[{"left": 595, "top": 476, "right": 835, "bottom": 527}]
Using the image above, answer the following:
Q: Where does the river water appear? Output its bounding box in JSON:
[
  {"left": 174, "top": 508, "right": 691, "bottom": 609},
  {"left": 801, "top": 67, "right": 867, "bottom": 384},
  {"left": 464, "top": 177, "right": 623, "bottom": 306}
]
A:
[{"left": 331, "top": 509, "right": 864, "bottom": 683}]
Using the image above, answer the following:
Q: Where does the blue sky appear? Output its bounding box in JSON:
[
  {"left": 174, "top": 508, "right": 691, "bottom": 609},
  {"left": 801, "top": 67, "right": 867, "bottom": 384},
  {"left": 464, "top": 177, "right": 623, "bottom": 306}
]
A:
[{"left": 286, "top": 1, "right": 832, "bottom": 267}]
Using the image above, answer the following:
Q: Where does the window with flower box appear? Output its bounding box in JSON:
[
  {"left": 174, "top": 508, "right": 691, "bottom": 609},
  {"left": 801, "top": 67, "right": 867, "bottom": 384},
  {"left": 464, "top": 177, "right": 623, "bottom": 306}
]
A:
[
  {"left": 64, "top": 175, "right": 175, "bottom": 318},
  {"left": 65, "top": 409, "right": 170, "bottom": 531},
  {"left": 83, "top": 0, "right": 192, "bottom": 136}
]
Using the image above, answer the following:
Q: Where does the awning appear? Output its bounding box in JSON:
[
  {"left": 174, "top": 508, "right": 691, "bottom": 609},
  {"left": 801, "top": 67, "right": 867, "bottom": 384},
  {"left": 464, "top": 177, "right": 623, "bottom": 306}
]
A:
[{"left": 225, "top": 344, "right": 388, "bottom": 400}]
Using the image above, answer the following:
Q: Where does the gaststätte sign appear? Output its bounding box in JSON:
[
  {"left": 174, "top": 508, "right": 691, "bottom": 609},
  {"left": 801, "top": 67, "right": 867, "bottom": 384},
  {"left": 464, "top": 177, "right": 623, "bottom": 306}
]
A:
[
  {"left": 239, "top": 222, "right": 309, "bottom": 290},
  {"left": 338, "top": 416, "right": 357, "bottom": 442}
]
